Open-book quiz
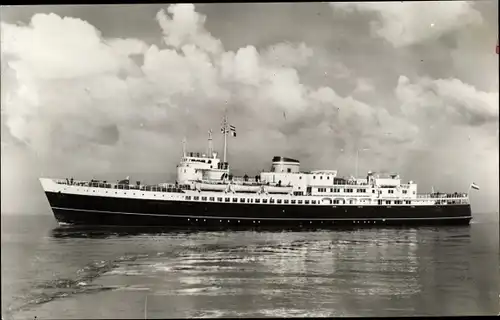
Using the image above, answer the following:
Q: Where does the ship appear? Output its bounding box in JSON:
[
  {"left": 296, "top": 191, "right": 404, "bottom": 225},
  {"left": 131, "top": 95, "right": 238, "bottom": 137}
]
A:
[{"left": 40, "top": 115, "right": 476, "bottom": 228}]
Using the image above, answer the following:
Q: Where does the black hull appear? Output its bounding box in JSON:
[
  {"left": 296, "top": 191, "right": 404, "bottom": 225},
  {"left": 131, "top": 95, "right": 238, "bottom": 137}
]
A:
[{"left": 45, "top": 192, "right": 472, "bottom": 228}]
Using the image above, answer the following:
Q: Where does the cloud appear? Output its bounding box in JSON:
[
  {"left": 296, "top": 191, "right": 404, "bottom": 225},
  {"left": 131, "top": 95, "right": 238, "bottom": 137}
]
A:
[
  {"left": 331, "top": 1, "right": 483, "bottom": 47},
  {"left": 396, "top": 75, "right": 499, "bottom": 127},
  {"left": 156, "top": 3, "right": 223, "bottom": 54},
  {"left": 1, "top": 3, "right": 498, "bottom": 214}
]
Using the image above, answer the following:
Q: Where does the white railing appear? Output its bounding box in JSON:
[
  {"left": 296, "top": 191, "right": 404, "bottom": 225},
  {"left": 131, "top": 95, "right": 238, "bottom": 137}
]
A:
[
  {"left": 417, "top": 193, "right": 468, "bottom": 199},
  {"left": 54, "top": 179, "right": 188, "bottom": 192}
]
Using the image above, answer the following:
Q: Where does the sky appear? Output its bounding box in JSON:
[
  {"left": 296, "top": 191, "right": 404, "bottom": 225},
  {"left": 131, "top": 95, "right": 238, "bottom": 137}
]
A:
[{"left": 1, "top": 2, "right": 498, "bottom": 215}]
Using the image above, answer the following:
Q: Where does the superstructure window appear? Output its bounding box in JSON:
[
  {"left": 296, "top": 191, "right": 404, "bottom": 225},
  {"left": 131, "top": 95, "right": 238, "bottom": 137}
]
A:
[
  {"left": 225, "top": 197, "right": 230, "bottom": 202},
  {"left": 240, "top": 198, "right": 245, "bottom": 203},
  {"left": 305, "top": 200, "right": 310, "bottom": 204},
  {"left": 312, "top": 200, "right": 317, "bottom": 204},
  {"left": 255, "top": 199, "right": 261, "bottom": 203},
  {"left": 263, "top": 199, "right": 268, "bottom": 203},
  {"left": 284, "top": 200, "right": 289, "bottom": 204},
  {"left": 186, "top": 196, "right": 191, "bottom": 200},
  {"left": 217, "top": 197, "right": 223, "bottom": 202},
  {"left": 298, "top": 200, "right": 303, "bottom": 204},
  {"left": 402, "top": 190, "right": 407, "bottom": 194},
  {"left": 233, "top": 198, "right": 238, "bottom": 202},
  {"left": 202, "top": 197, "right": 207, "bottom": 201},
  {"left": 405, "top": 200, "right": 411, "bottom": 204},
  {"left": 291, "top": 200, "right": 296, "bottom": 204},
  {"left": 388, "top": 190, "right": 394, "bottom": 194},
  {"left": 194, "top": 196, "right": 199, "bottom": 200},
  {"left": 386, "top": 200, "right": 391, "bottom": 205},
  {"left": 209, "top": 197, "right": 215, "bottom": 201},
  {"left": 270, "top": 199, "right": 275, "bottom": 204}
]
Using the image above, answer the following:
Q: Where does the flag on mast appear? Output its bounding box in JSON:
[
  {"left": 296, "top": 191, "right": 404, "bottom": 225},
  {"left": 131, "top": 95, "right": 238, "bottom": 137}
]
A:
[
  {"left": 220, "top": 123, "right": 236, "bottom": 137},
  {"left": 470, "top": 182, "right": 480, "bottom": 190},
  {"left": 229, "top": 125, "right": 236, "bottom": 137}
]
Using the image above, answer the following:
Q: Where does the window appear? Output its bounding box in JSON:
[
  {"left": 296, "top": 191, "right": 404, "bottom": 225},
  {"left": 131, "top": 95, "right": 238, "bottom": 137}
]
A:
[
  {"left": 240, "top": 198, "right": 245, "bottom": 203},
  {"left": 378, "top": 200, "right": 383, "bottom": 205},
  {"left": 330, "top": 188, "right": 333, "bottom": 192},
  {"left": 403, "top": 190, "right": 407, "bottom": 194},
  {"left": 287, "top": 168, "right": 291, "bottom": 173},
  {"left": 233, "top": 198, "right": 238, "bottom": 202},
  {"left": 194, "top": 196, "right": 199, "bottom": 200},
  {"left": 225, "top": 198, "right": 230, "bottom": 202},
  {"left": 388, "top": 190, "right": 394, "bottom": 194},
  {"left": 298, "top": 200, "right": 303, "bottom": 204},
  {"left": 405, "top": 200, "right": 411, "bottom": 204},
  {"left": 284, "top": 200, "right": 289, "bottom": 204},
  {"left": 202, "top": 197, "right": 207, "bottom": 201},
  {"left": 247, "top": 199, "right": 252, "bottom": 203},
  {"left": 312, "top": 200, "right": 317, "bottom": 204},
  {"left": 333, "top": 199, "right": 339, "bottom": 204},
  {"left": 305, "top": 200, "right": 310, "bottom": 204},
  {"left": 263, "top": 199, "right": 268, "bottom": 203},
  {"left": 209, "top": 197, "right": 215, "bottom": 201},
  {"left": 270, "top": 199, "right": 275, "bottom": 204},
  {"left": 186, "top": 196, "right": 191, "bottom": 200},
  {"left": 255, "top": 199, "right": 261, "bottom": 203},
  {"left": 217, "top": 197, "right": 223, "bottom": 202},
  {"left": 291, "top": 200, "right": 296, "bottom": 204},
  {"left": 386, "top": 200, "right": 391, "bottom": 205},
  {"left": 313, "top": 176, "right": 316, "bottom": 179},
  {"left": 299, "top": 176, "right": 302, "bottom": 180},
  {"left": 372, "top": 190, "right": 375, "bottom": 193},
  {"left": 277, "top": 199, "right": 282, "bottom": 204},
  {"left": 320, "top": 176, "right": 323, "bottom": 180},
  {"left": 327, "top": 176, "right": 330, "bottom": 180}
]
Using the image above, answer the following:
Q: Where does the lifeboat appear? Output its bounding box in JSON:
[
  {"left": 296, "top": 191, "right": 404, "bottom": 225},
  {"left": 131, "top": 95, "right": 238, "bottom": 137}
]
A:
[
  {"left": 231, "top": 184, "right": 261, "bottom": 193},
  {"left": 196, "top": 182, "right": 228, "bottom": 192},
  {"left": 264, "top": 185, "right": 293, "bottom": 194}
]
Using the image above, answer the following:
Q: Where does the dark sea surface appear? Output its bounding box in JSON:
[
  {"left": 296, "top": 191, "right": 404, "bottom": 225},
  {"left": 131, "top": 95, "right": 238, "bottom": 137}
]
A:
[{"left": 1, "top": 212, "right": 499, "bottom": 319}]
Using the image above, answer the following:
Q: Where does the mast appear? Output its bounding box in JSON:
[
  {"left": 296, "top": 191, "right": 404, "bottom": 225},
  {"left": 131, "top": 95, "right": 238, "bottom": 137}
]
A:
[
  {"left": 208, "top": 129, "right": 213, "bottom": 157},
  {"left": 182, "top": 137, "right": 187, "bottom": 157},
  {"left": 222, "top": 114, "right": 228, "bottom": 162}
]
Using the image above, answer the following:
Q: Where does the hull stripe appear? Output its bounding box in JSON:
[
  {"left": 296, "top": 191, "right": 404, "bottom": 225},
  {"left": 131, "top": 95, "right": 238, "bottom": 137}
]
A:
[{"left": 51, "top": 206, "right": 472, "bottom": 221}]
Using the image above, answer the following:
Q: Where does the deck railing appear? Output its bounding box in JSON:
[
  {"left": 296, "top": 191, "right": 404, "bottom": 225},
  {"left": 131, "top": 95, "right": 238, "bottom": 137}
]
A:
[
  {"left": 417, "top": 193, "right": 468, "bottom": 199},
  {"left": 54, "top": 179, "right": 188, "bottom": 193}
]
